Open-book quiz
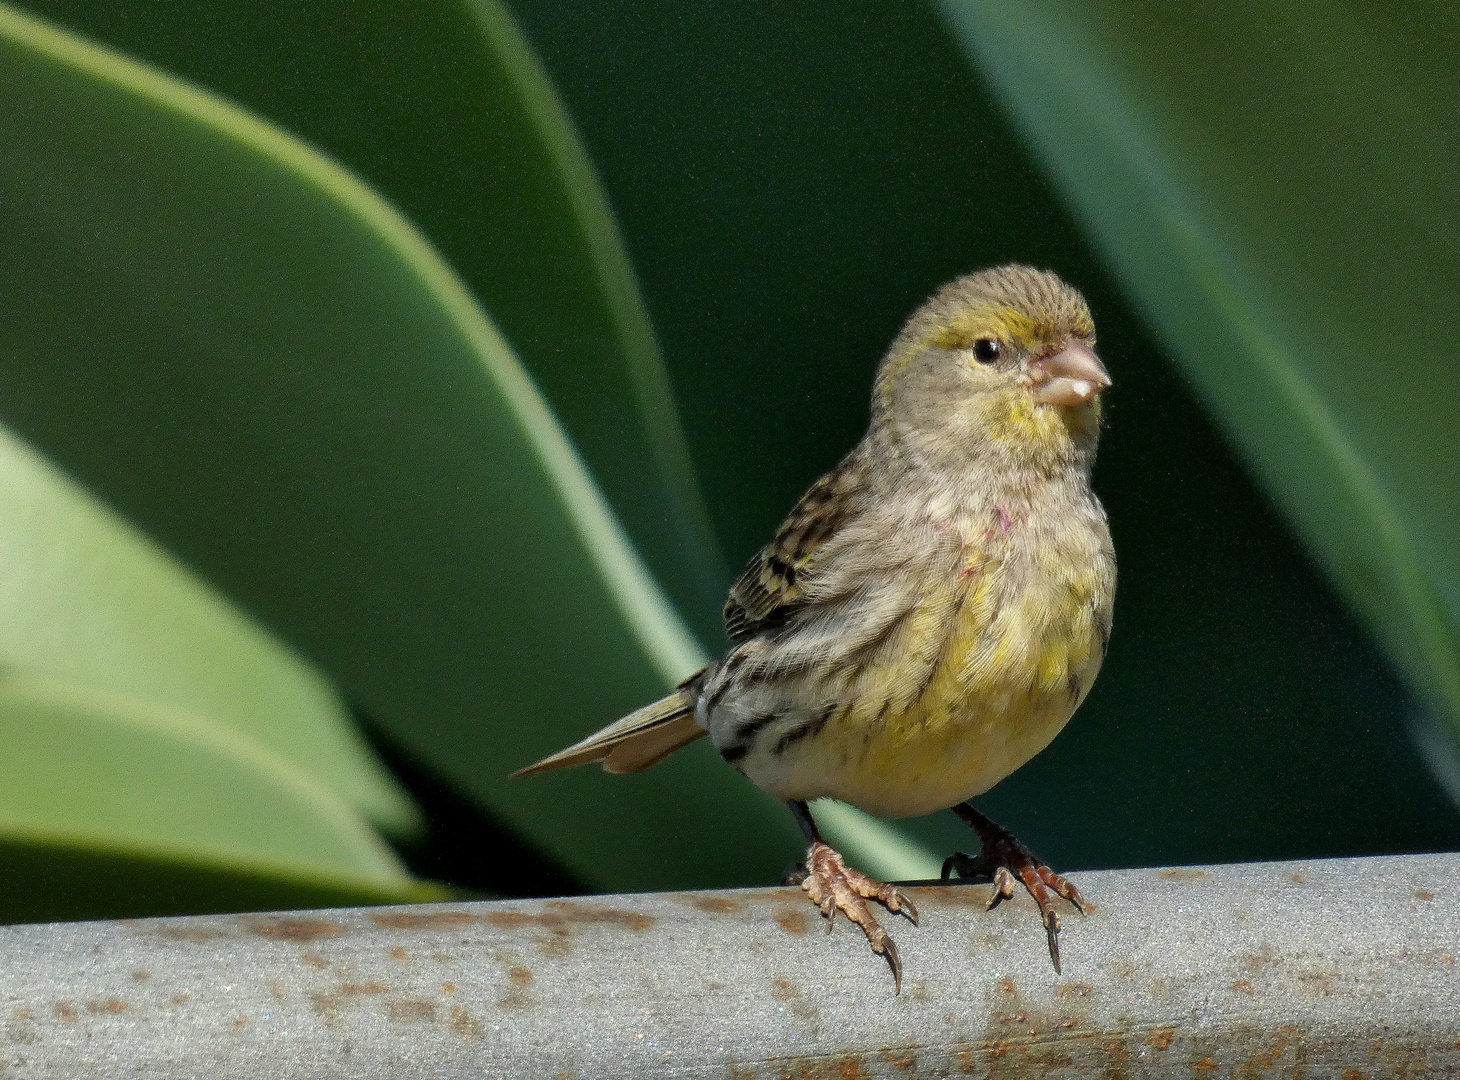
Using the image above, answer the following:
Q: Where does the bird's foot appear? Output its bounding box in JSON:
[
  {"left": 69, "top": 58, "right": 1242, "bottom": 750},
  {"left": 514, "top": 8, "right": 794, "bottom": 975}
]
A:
[
  {"left": 800, "top": 841, "right": 918, "bottom": 993},
  {"left": 942, "top": 805, "right": 1084, "bottom": 973}
]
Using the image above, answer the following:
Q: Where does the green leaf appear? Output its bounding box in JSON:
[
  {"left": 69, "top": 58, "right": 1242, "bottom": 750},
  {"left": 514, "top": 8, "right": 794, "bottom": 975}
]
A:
[
  {"left": 0, "top": 835, "right": 444, "bottom": 924},
  {"left": 11, "top": 0, "right": 729, "bottom": 644},
  {"left": 0, "top": 674, "right": 430, "bottom": 911},
  {"left": 940, "top": 0, "right": 1460, "bottom": 732},
  {"left": 0, "top": 418, "right": 419, "bottom": 836},
  {"left": 0, "top": 2, "right": 807, "bottom": 890}
]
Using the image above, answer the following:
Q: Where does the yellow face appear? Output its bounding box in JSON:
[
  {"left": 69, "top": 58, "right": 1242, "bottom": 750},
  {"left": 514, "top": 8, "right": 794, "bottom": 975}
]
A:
[{"left": 876, "top": 292, "right": 1106, "bottom": 478}]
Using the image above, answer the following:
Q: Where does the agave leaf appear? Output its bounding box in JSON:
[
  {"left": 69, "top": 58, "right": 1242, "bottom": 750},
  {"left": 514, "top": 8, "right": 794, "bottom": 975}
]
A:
[
  {"left": 0, "top": 3, "right": 810, "bottom": 889},
  {"left": 0, "top": 419, "right": 419, "bottom": 836},
  {"left": 0, "top": 674, "right": 430, "bottom": 910},
  {"left": 12, "top": 0, "right": 728, "bottom": 643},
  {"left": 940, "top": 0, "right": 1460, "bottom": 733}
]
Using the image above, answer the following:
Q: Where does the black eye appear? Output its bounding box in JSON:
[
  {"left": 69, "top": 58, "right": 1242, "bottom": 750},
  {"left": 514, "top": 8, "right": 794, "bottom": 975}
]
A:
[{"left": 972, "top": 338, "right": 1001, "bottom": 364}]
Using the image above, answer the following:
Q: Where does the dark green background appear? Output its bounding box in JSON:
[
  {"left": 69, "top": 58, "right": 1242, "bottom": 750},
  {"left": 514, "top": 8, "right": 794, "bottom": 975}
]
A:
[{"left": 13, "top": 0, "right": 1460, "bottom": 891}]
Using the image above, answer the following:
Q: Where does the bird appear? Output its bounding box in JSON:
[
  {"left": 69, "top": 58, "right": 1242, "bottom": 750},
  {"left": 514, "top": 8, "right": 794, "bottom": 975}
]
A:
[{"left": 515, "top": 265, "right": 1115, "bottom": 993}]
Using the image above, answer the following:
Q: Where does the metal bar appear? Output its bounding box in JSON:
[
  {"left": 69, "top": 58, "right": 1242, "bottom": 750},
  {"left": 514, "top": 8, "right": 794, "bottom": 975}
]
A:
[{"left": 0, "top": 852, "right": 1456, "bottom": 1077}]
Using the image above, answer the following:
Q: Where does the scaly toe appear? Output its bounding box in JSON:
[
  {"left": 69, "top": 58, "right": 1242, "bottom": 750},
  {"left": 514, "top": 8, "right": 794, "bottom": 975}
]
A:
[{"left": 800, "top": 841, "right": 912, "bottom": 994}]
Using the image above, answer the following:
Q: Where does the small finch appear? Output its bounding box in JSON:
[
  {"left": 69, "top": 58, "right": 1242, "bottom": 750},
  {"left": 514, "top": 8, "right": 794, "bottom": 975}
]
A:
[{"left": 516, "top": 265, "right": 1115, "bottom": 992}]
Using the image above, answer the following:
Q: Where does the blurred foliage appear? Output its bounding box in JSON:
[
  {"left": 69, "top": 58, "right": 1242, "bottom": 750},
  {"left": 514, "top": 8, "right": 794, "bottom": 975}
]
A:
[{"left": 0, "top": 0, "right": 1455, "bottom": 924}]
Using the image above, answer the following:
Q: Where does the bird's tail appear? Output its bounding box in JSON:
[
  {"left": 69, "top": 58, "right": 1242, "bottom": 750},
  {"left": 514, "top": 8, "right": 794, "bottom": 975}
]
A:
[{"left": 511, "top": 669, "right": 708, "bottom": 778}]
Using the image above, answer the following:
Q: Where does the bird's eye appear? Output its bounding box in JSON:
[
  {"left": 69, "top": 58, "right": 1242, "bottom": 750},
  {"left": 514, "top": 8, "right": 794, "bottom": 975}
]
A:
[{"left": 972, "top": 338, "right": 1001, "bottom": 364}]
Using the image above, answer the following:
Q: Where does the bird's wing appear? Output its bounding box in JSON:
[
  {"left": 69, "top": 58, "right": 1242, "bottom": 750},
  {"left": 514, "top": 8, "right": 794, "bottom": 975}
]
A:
[{"left": 724, "top": 454, "right": 864, "bottom": 643}]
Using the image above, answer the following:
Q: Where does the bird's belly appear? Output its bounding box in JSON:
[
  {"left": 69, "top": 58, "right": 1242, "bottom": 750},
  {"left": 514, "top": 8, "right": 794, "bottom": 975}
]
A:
[
  {"left": 767, "top": 684, "right": 1081, "bottom": 819},
  {"left": 739, "top": 568, "right": 1107, "bottom": 819}
]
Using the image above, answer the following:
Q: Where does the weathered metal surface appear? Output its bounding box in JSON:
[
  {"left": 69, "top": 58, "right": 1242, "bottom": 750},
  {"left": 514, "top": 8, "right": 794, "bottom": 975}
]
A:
[{"left": 0, "top": 853, "right": 1455, "bottom": 1077}]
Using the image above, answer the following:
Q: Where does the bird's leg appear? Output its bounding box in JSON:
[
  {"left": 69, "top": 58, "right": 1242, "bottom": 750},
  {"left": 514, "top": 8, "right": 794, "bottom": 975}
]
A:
[
  {"left": 788, "top": 800, "right": 918, "bottom": 994},
  {"left": 941, "top": 803, "right": 1084, "bottom": 973}
]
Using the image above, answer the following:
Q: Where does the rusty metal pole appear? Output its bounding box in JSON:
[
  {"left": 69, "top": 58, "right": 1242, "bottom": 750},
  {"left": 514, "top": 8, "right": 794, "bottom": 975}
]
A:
[{"left": 0, "top": 852, "right": 1456, "bottom": 1077}]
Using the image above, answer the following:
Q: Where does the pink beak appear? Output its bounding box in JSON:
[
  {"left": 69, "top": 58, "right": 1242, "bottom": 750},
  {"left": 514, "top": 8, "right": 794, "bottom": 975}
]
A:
[{"left": 1030, "top": 341, "right": 1111, "bottom": 406}]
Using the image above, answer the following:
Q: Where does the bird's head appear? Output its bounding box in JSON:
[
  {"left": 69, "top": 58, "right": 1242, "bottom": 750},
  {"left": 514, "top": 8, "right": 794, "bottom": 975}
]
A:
[{"left": 872, "top": 265, "right": 1110, "bottom": 481}]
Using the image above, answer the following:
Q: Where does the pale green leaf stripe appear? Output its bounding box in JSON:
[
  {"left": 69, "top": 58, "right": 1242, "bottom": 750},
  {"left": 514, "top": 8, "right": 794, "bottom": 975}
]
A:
[
  {"left": 815, "top": 801, "right": 943, "bottom": 882},
  {"left": 0, "top": 675, "right": 411, "bottom": 883},
  {"left": 2, "top": 3, "right": 706, "bottom": 689},
  {"left": 0, "top": 418, "right": 419, "bottom": 835},
  {"left": 464, "top": 0, "right": 726, "bottom": 595}
]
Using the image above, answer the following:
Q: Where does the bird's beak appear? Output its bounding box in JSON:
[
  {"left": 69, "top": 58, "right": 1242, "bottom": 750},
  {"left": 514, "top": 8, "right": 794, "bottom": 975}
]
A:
[{"left": 1030, "top": 341, "right": 1111, "bottom": 406}]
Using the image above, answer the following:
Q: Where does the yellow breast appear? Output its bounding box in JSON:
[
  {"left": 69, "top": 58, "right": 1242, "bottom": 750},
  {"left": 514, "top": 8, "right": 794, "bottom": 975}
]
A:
[{"left": 798, "top": 519, "right": 1111, "bottom": 818}]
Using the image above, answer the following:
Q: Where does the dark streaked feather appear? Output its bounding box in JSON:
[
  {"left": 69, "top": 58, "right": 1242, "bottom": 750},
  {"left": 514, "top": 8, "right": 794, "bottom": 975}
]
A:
[{"left": 724, "top": 453, "right": 864, "bottom": 643}]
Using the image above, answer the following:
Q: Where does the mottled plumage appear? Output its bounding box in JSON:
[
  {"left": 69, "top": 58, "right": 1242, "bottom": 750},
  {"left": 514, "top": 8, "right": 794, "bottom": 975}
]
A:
[{"left": 516, "top": 265, "right": 1115, "bottom": 993}]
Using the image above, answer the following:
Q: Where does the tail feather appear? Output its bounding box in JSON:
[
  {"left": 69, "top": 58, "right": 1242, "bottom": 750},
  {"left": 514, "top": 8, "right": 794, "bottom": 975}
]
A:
[{"left": 511, "top": 686, "right": 706, "bottom": 778}]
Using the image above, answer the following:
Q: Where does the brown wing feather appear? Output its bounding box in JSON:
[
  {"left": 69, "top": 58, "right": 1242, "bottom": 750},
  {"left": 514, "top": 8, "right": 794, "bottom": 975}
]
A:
[{"left": 724, "top": 453, "right": 865, "bottom": 643}]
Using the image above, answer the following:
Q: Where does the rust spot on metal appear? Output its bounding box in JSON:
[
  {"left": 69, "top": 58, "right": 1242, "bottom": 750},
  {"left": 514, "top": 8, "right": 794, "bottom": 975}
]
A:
[
  {"left": 1158, "top": 868, "right": 1211, "bottom": 882},
  {"left": 1291, "top": 873, "right": 1307, "bottom": 884},
  {"left": 52, "top": 1003, "right": 77, "bottom": 1023},
  {"left": 910, "top": 883, "right": 995, "bottom": 909},
  {"left": 1244, "top": 1025, "right": 1297, "bottom": 1071},
  {"left": 450, "top": 1004, "right": 483, "bottom": 1039},
  {"left": 300, "top": 952, "right": 328, "bottom": 969},
  {"left": 1341, "top": 1071, "right": 1366, "bottom": 1080},
  {"left": 1193, "top": 1055, "right": 1217, "bottom": 1070},
  {"left": 170, "top": 994, "right": 188, "bottom": 1005},
  {"left": 131, "top": 969, "right": 150, "bottom": 982},
  {"left": 771, "top": 976, "right": 819, "bottom": 1025},
  {"left": 775, "top": 907, "right": 810, "bottom": 934},
  {"left": 372, "top": 911, "right": 476, "bottom": 931},
  {"left": 233, "top": 1016, "right": 247, "bottom": 1029},
  {"left": 340, "top": 982, "right": 385, "bottom": 997},
  {"left": 1232, "top": 978, "right": 1254, "bottom": 994},
  {"left": 883, "top": 1048, "right": 917, "bottom": 1070},
  {"left": 773, "top": 1053, "right": 867, "bottom": 1079},
  {"left": 13, "top": 1009, "right": 30, "bottom": 1021},
  {"left": 1417, "top": 890, "right": 1435, "bottom": 901},
  {"left": 910, "top": 983, "right": 932, "bottom": 1004},
  {"left": 500, "top": 901, "right": 654, "bottom": 932},
  {"left": 1297, "top": 969, "right": 1334, "bottom": 996},
  {"left": 387, "top": 1000, "right": 435, "bottom": 1023},
  {"left": 86, "top": 998, "right": 126, "bottom": 1015},
  {"left": 247, "top": 916, "right": 344, "bottom": 942},
  {"left": 1145, "top": 1028, "right": 1175, "bottom": 1050},
  {"left": 477, "top": 901, "right": 655, "bottom": 959},
  {"left": 1239, "top": 946, "right": 1273, "bottom": 974},
  {"left": 1056, "top": 982, "right": 1092, "bottom": 998},
  {"left": 998, "top": 977, "right": 1018, "bottom": 997},
  {"left": 159, "top": 924, "right": 229, "bottom": 943},
  {"left": 686, "top": 894, "right": 744, "bottom": 914},
  {"left": 433, "top": 952, "right": 453, "bottom": 963},
  {"left": 390, "top": 947, "right": 410, "bottom": 962},
  {"left": 509, "top": 965, "right": 533, "bottom": 988},
  {"left": 442, "top": 982, "right": 457, "bottom": 994}
]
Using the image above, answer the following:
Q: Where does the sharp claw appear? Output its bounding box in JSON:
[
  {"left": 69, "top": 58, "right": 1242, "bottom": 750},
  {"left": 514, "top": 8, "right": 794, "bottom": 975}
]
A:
[
  {"left": 897, "top": 890, "right": 919, "bottom": 926},
  {"left": 940, "top": 855, "right": 957, "bottom": 881},
  {"left": 987, "top": 866, "right": 1017, "bottom": 910},
  {"left": 1047, "top": 927, "right": 1061, "bottom": 973},
  {"left": 882, "top": 932, "right": 903, "bottom": 995}
]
